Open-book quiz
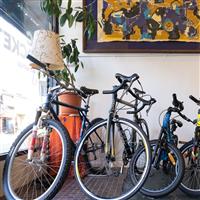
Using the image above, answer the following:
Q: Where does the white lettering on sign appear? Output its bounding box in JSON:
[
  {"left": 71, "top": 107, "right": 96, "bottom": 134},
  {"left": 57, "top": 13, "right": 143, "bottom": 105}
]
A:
[{"left": 0, "top": 16, "right": 32, "bottom": 59}]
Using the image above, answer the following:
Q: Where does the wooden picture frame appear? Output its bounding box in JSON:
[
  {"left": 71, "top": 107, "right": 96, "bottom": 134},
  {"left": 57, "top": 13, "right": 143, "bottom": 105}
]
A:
[{"left": 83, "top": 0, "right": 200, "bottom": 53}]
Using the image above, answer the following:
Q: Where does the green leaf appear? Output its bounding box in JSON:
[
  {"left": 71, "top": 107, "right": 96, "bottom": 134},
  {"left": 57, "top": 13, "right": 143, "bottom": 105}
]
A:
[
  {"left": 75, "top": 64, "right": 79, "bottom": 72},
  {"left": 57, "top": 0, "right": 62, "bottom": 6},
  {"left": 68, "top": 15, "right": 75, "bottom": 28},
  {"left": 63, "top": 44, "right": 72, "bottom": 61},
  {"left": 81, "top": 61, "right": 84, "bottom": 69},
  {"left": 66, "top": 7, "right": 73, "bottom": 15},
  {"left": 68, "top": 0, "right": 72, "bottom": 10},
  {"left": 76, "top": 11, "right": 84, "bottom": 22},
  {"left": 74, "top": 11, "right": 79, "bottom": 19},
  {"left": 69, "top": 54, "right": 74, "bottom": 63},
  {"left": 60, "top": 13, "right": 68, "bottom": 26},
  {"left": 71, "top": 73, "right": 76, "bottom": 82},
  {"left": 75, "top": 6, "right": 83, "bottom": 10},
  {"left": 71, "top": 39, "right": 76, "bottom": 48}
]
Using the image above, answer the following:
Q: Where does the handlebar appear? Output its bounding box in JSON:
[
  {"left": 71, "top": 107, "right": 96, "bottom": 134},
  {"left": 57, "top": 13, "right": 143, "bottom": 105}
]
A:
[
  {"left": 168, "top": 107, "right": 193, "bottom": 123},
  {"left": 127, "top": 97, "right": 156, "bottom": 114},
  {"left": 178, "top": 111, "right": 193, "bottom": 123},
  {"left": 103, "top": 73, "right": 156, "bottom": 114},
  {"left": 189, "top": 95, "right": 200, "bottom": 106},
  {"left": 27, "top": 54, "right": 88, "bottom": 99},
  {"left": 172, "top": 93, "right": 184, "bottom": 111},
  {"left": 103, "top": 73, "right": 140, "bottom": 95},
  {"left": 27, "top": 54, "right": 47, "bottom": 70}
]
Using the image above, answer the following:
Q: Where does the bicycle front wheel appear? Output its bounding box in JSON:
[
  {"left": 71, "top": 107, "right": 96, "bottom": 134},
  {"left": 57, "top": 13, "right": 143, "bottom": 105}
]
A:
[
  {"left": 179, "top": 140, "right": 200, "bottom": 196},
  {"left": 3, "top": 119, "right": 72, "bottom": 200},
  {"left": 74, "top": 118, "right": 151, "bottom": 200},
  {"left": 130, "top": 140, "right": 184, "bottom": 198}
]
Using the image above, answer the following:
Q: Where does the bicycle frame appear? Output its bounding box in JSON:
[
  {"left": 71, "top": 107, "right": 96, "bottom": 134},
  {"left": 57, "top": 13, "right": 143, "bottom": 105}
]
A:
[
  {"left": 152, "top": 109, "right": 176, "bottom": 167},
  {"left": 27, "top": 89, "right": 91, "bottom": 161},
  {"left": 105, "top": 90, "right": 136, "bottom": 162},
  {"left": 191, "top": 108, "right": 200, "bottom": 161}
]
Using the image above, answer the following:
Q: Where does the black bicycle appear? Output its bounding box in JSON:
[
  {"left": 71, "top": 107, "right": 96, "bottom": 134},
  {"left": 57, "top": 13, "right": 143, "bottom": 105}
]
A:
[
  {"left": 129, "top": 94, "right": 187, "bottom": 198},
  {"left": 179, "top": 95, "right": 200, "bottom": 196},
  {"left": 74, "top": 73, "right": 155, "bottom": 200},
  {"left": 3, "top": 55, "right": 103, "bottom": 200}
]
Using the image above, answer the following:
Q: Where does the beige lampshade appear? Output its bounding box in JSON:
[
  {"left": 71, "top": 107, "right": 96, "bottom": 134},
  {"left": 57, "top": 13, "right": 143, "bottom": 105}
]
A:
[{"left": 29, "top": 30, "right": 64, "bottom": 70}]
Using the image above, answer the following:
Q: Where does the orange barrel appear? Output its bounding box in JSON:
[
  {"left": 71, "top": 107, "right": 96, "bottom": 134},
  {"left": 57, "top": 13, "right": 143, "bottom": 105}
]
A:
[
  {"left": 59, "top": 114, "right": 82, "bottom": 143},
  {"left": 49, "top": 129, "right": 62, "bottom": 176},
  {"left": 58, "top": 92, "right": 82, "bottom": 115},
  {"left": 49, "top": 114, "right": 82, "bottom": 176}
]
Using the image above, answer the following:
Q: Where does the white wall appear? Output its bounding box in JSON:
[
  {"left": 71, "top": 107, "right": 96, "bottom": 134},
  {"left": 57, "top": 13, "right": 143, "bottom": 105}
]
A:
[{"left": 60, "top": 0, "right": 200, "bottom": 142}]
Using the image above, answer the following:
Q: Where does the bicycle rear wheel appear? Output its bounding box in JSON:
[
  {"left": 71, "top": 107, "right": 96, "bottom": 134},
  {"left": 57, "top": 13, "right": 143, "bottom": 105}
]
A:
[
  {"left": 130, "top": 140, "right": 184, "bottom": 198},
  {"left": 3, "top": 119, "right": 72, "bottom": 200},
  {"left": 179, "top": 140, "right": 200, "bottom": 196},
  {"left": 74, "top": 118, "right": 151, "bottom": 200}
]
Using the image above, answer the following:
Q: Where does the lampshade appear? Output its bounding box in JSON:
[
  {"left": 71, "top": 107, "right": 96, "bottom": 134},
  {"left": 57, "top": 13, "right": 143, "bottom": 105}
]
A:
[{"left": 29, "top": 30, "right": 64, "bottom": 70}]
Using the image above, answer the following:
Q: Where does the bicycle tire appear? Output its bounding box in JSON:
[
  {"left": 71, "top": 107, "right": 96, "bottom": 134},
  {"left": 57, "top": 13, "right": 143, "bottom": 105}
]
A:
[
  {"left": 74, "top": 118, "right": 151, "bottom": 200},
  {"left": 3, "top": 119, "right": 72, "bottom": 200},
  {"left": 87, "top": 118, "right": 105, "bottom": 130},
  {"left": 130, "top": 140, "right": 184, "bottom": 198},
  {"left": 179, "top": 140, "right": 200, "bottom": 196}
]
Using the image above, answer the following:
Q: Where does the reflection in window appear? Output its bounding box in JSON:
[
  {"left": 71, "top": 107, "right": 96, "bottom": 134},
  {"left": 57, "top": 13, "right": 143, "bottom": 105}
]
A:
[
  {"left": 0, "top": 1, "right": 50, "bottom": 154},
  {"left": 2, "top": 118, "right": 14, "bottom": 134}
]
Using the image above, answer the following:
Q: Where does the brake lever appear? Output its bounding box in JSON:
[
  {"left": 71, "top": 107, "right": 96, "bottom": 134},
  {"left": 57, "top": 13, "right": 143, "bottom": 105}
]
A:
[
  {"left": 193, "top": 119, "right": 197, "bottom": 124},
  {"left": 146, "top": 98, "right": 156, "bottom": 116},
  {"left": 146, "top": 104, "right": 151, "bottom": 116}
]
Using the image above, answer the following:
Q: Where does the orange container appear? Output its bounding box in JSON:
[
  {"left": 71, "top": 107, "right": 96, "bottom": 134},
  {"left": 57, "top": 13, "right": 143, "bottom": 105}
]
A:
[
  {"left": 59, "top": 115, "right": 82, "bottom": 143},
  {"left": 58, "top": 92, "right": 82, "bottom": 115},
  {"left": 49, "top": 115, "right": 82, "bottom": 176},
  {"left": 49, "top": 129, "right": 62, "bottom": 176}
]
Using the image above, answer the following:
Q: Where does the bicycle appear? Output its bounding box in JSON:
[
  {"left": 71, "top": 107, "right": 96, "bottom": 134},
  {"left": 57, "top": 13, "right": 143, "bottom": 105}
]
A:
[
  {"left": 74, "top": 73, "right": 155, "bottom": 200},
  {"left": 179, "top": 95, "right": 200, "bottom": 196},
  {"left": 129, "top": 94, "right": 187, "bottom": 198},
  {"left": 3, "top": 55, "right": 103, "bottom": 200},
  {"left": 127, "top": 86, "right": 156, "bottom": 140}
]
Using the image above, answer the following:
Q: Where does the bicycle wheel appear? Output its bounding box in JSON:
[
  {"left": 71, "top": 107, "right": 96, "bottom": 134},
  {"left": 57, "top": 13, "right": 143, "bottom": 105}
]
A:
[
  {"left": 74, "top": 118, "right": 151, "bottom": 200},
  {"left": 3, "top": 119, "right": 72, "bottom": 200},
  {"left": 87, "top": 118, "right": 105, "bottom": 130},
  {"left": 130, "top": 140, "right": 184, "bottom": 198},
  {"left": 179, "top": 140, "right": 200, "bottom": 196}
]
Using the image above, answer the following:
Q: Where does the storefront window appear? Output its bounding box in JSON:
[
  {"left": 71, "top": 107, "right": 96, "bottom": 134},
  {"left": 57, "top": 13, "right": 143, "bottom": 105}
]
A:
[{"left": 0, "top": 1, "right": 50, "bottom": 154}]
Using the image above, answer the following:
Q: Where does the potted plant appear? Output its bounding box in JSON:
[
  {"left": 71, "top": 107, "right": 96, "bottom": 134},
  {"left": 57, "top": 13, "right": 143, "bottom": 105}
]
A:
[
  {"left": 40, "top": 0, "right": 97, "bottom": 115},
  {"left": 56, "top": 38, "right": 83, "bottom": 115}
]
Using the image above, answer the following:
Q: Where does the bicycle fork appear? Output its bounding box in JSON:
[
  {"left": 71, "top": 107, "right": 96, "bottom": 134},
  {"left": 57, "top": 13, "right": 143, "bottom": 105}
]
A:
[
  {"left": 27, "top": 107, "right": 49, "bottom": 162},
  {"left": 105, "top": 112, "right": 115, "bottom": 162}
]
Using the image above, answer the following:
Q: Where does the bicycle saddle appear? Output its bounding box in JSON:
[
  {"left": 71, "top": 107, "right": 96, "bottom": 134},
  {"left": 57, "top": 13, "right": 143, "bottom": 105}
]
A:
[
  {"left": 115, "top": 73, "right": 139, "bottom": 83},
  {"left": 80, "top": 86, "right": 99, "bottom": 96}
]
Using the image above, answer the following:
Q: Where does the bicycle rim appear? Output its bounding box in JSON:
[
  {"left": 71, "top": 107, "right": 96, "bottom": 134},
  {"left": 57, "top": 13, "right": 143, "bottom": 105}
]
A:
[
  {"left": 180, "top": 141, "right": 200, "bottom": 195},
  {"left": 3, "top": 120, "right": 71, "bottom": 200},
  {"left": 75, "top": 118, "right": 151, "bottom": 200},
  {"left": 130, "top": 140, "right": 184, "bottom": 197}
]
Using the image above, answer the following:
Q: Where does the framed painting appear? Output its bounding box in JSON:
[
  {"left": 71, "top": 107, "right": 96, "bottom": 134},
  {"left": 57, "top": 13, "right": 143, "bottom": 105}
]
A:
[{"left": 83, "top": 0, "right": 200, "bottom": 53}]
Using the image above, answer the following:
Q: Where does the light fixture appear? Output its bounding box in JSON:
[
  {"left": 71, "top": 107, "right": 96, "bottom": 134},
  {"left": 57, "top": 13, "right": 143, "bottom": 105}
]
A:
[{"left": 28, "top": 30, "right": 64, "bottom": 70}]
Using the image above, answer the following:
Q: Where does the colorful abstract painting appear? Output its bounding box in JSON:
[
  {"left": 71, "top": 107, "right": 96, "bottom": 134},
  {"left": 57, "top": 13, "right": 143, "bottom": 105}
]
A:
[{"left": 97, "top": 0, "right": 200, "bottom": 42}]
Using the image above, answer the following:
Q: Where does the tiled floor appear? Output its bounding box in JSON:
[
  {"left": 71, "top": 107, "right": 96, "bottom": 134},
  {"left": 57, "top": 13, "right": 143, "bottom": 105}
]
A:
[{"left": 54, "top": 177, "right": 195, "bottom": 200}]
